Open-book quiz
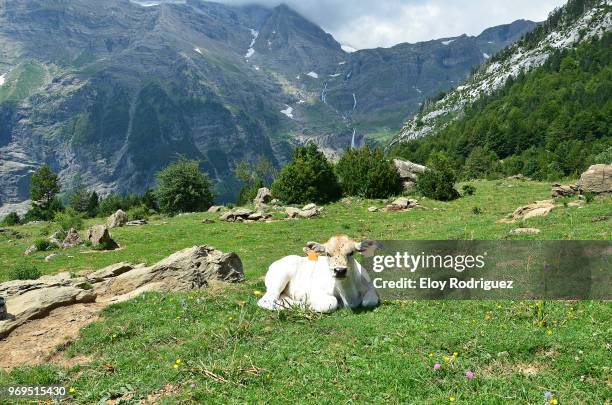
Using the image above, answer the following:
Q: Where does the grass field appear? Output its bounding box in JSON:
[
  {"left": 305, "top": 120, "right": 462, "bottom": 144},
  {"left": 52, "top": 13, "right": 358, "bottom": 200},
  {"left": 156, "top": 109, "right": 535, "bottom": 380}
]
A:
[{"left": 0, "top": 180, "right": 610, "bottom": 403}]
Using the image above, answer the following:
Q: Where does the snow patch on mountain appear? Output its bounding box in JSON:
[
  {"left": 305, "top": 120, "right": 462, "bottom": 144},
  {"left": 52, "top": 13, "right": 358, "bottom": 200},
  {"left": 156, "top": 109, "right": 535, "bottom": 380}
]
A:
[
  {"left": 441, "top": 39, "right": 455, "bottom": 45},
  {"left": 194, "top": 48, "right": 202, "bottom": 55},
  {"left": 306, "top": 71, "right": 319, "bottom": 79},
  {"left": 0, "top": 73, "right": 6, "bottom": 86},
  {"left": 394, "top": 3, "right": 612, "bottom": 144},
  {"left": 342, "top": 44, "right": 357, "bottom": 53},
  {"left": 245, "top": 29, "right": 259, "bottom": 59},
  {"left": 483, "top": 52, "right": 490, "bottom": 59},
  {"left": 280, "top": 106, "right": 294, "bottom": 119}
]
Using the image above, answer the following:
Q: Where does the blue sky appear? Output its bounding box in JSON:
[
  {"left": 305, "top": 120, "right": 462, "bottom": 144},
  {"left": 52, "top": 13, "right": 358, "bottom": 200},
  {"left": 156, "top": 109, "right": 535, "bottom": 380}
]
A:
[{"left": 217, "top": 0, "right": 567, "bottom": 49}]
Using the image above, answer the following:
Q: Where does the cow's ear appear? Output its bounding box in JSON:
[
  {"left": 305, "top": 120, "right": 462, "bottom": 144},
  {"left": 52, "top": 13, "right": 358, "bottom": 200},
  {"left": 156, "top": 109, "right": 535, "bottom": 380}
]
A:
[
  {"left": 355, "top": 240, "right": 378, "bottom": 257},
  {"left": 304, "top": 241, "right": 326, "bottom": 254}
]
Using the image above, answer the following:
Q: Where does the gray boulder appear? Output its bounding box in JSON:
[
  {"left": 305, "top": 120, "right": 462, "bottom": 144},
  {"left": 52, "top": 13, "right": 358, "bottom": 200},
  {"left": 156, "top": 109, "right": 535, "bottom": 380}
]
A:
[
  {"left": 208, "top": 206, "right": 225, "bottom": 213},
  {"left": 99, "top": 246, "right": 244, "bottom": 297},
  {"left": 254, "top": 187, "right": 272, "bottom": 206},
  {"left": 393, "top": 159, "right": 428, "bottom": 191},
  {"left": 126, "top": 219, "right": 148, "bottom": 226},
  {"left": 107, "top": 209, "right": 128, "bottom": 228},
  {"left": 577, "top": 164, "right": 611, "bottom": 195},
  {"left": 86, "top": 225, "right": 119, "bottom": 250},
  {"left": 551, "top": 184, "right": 579, "bottom": 198},
  {"left": 62, "top": 228, "right": 82, "bottom": 248}
]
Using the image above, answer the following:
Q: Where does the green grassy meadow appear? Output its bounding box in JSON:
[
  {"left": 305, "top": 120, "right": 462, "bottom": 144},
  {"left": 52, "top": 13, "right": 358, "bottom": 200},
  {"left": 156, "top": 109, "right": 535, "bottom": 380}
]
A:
[{"left": 0, "top": 180, "right": 610, "bottom": 403}]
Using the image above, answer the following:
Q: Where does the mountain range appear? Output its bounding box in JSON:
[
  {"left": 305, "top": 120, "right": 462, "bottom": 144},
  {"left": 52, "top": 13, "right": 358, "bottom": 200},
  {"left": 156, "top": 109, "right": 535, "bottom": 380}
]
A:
[{"left": 0, "top": 0, "right": 536, "bottom": 208}]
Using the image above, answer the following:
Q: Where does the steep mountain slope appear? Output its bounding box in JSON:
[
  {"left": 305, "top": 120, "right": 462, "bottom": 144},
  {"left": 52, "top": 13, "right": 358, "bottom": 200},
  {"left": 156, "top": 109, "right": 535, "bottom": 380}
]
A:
[
  {"left": 0, "top": 0, "right": 535, "bottom": 207},
  {"left": 390, "top": 0, "right": 611, "bottom": 181},
  {"left": 394, "top": 0, "right": 611, "bottom": 144}
]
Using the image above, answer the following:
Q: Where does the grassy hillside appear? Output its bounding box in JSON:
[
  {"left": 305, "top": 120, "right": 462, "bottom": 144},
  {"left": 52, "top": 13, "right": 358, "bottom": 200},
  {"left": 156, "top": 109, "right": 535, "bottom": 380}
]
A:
[{"left": 0, "top": 180, "right": 610, "bottom": 403}]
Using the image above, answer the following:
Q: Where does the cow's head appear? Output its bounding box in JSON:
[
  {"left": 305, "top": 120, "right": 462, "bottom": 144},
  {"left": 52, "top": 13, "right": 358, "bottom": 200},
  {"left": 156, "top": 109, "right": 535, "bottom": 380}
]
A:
[{"left": 304, "top": 235, "right": 377, "bottom": 279}]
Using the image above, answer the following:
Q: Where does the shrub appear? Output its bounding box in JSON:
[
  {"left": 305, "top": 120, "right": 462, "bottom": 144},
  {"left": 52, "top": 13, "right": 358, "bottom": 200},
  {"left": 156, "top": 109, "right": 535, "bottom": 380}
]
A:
[
  {"left": 33, "top": 238, "right": 54, "bottom": 252},
  {"left": 462, "top": 147, "right": 499, "bottom": 180},
  {"left": 127, "top": 205, "right": 149, "bottom": 221},
  {"left": 416, "top": 152, "right": 460, "bottom": 201},
  {"left": 11, "top": 264, "right": 42, "bottom": 280},
  {"left": 472, "top": 206, "right": 483, "bottom": 215},
  {"left": 271, "top": 143, "right": 341, "bottom": 204},
  {"left": 156, "top": 156, "right": 214, "bottom": 214},
  {"left": 23, "top": 197, "right": 64, "bottom": 222},
  {"left": 336, "top": 146, "right": 403, "bottom": 198},
  {"left": 237, "top": 179, "right": 264, "bottom": 206},
  {"left": 1, "top": 212, "right": 21, "bottom": 226},
  {"left": 583, "top": 192, "right": 595, "bottom": 204},
  {"left": 54, "top": 208, "right": 84, "bottom": 231},
  {"left": 462, "top": 184, "right": 476, "bottom": 196}
]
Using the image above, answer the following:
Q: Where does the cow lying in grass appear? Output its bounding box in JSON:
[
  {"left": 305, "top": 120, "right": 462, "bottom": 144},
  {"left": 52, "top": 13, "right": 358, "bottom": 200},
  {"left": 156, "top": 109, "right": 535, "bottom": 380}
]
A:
[{"left": 257, "top": 235, "right": 379, "bottom": 313}]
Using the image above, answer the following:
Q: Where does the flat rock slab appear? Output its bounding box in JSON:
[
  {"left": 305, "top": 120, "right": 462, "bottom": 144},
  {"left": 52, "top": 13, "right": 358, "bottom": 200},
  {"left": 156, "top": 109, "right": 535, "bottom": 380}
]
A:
[{"left": 0, "top": 286, "right": 97, "bottom": 339}]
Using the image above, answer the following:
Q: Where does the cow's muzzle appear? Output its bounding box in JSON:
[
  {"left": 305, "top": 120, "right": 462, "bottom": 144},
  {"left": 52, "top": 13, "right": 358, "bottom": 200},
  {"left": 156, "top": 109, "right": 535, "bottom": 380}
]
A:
[{"left": 333, "top": 267, "right": 348, "bottom": 279}]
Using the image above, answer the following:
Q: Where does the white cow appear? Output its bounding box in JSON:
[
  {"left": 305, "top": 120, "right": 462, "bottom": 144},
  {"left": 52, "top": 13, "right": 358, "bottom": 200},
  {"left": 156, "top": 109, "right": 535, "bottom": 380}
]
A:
[{"left": 257, "top": 235, "right": 380, "bottom": 313}]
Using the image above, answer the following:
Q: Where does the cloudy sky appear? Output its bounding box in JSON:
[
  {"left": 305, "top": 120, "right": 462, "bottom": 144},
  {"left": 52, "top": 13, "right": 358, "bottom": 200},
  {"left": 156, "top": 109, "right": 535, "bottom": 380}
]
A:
[{"left": 217, "top": 0, "right": 567, "bottom": 49}]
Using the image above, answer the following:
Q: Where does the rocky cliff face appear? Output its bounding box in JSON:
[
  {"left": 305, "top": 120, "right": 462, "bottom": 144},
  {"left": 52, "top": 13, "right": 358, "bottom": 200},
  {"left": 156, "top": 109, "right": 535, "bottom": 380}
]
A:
[{"left": 0, "top": 0, "right": 536, "bottom": 206}]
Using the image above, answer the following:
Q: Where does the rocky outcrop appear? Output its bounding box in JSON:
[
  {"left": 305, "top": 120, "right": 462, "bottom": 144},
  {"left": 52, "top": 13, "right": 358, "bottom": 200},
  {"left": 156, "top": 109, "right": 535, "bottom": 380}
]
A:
[
  {"left": 208, "top": 206, "right": 225, "bottom": 213},
  {"left": 254, "top": 187, "right": 272, "bottom": 206},
  {"left": 385, "top": 197, "right": 421, "bottom": 211},
  {"left": 86, "top": 225, "right": 119, "bottom": 250},
  {"left": 285, "top": 204, "right": 324, "bottom": 219},
  {"left": 126, "top": 219, "right": 147, "bottom": 226},
  {"left": 107, "top": 210, "right": 128, "bottom": 229},
  {"left": 0, "top": 245, "right": 243, "bottom": 339},
  {"left": 551, "top": 183, "right": 579, "bottom": 198},
  {"left": 0, "top": 271, "right": 97, "bottom": 339},
  {"left": 577, "top": 164, "right": 611, "bottom": 195},
  {"left": 500, "top": 200, "right": 556, "bottom": 223},
  {"left": 393, "top": 159, "right": 428, "bottom": 191},
  {"left": 509, "top": 228, "right": 541, "bottom": 235},
  {"left": 62, "top": 228, "right": 82, "bottom": 248},
  {"left": 220, "top": 208, "right": 272, "bottom": 223}
]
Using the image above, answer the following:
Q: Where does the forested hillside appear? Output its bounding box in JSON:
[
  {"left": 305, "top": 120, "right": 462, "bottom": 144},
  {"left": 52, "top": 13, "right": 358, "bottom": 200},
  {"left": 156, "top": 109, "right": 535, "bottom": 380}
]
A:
[{"left": 391, "top": 31, "right": 611, "bottom": 180}]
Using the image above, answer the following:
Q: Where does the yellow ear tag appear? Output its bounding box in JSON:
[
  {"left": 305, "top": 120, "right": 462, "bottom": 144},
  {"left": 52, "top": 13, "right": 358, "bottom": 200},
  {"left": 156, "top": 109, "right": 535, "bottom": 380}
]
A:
[{"left": 307, "top": 251, "right": 320, "bottom": 261}]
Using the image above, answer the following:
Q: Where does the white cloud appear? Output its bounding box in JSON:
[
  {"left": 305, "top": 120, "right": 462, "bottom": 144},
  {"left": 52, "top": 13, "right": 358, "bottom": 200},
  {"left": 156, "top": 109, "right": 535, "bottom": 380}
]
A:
[{"left": 215, "top": 0, "right": 567, "bottom": 49}]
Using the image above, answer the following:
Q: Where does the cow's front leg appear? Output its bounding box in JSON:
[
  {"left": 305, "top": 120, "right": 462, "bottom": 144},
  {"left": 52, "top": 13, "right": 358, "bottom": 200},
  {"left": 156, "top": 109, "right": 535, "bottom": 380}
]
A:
[
  {"left": 309, "top": 294, "right": 339, "bottom": 313},
  {"left": 361, "top": 288, "right": 380, "bottom": 308}
]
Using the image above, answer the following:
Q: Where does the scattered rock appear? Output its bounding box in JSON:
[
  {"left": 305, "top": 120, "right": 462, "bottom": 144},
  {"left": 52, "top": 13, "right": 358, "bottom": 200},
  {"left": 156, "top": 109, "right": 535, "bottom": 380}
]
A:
[
  {"left": 126, "top": 219, "right": 148, "bottom": 226},
  {"left": 61, "top": 228, "right": 82, "bottom": 248},
  {"left": 86, "top": 225, "right": 119, "bottom": 250},
  {"left": 207, "top": 206, "right": 225, "bottom": 213},
  {"left": 577, "top": 164, "right": 611, "bottom": 195},
  {"left": 87, "top": 263, "right": 136, "bottom": 283},
  {"left": 285, "top": 207, "right": 301, "bottom": 219},
  {"left": 551, "top": 183, "right": 579, "bottom": 198},
  {"left": 44, "top": 253, "right": 60, "bottom": 262},
  {"left": 270, "top": 199, "right": 281, "bottom": 206},
  {"left": 500, "top": 200, "right": 556, "bottom": 223},
  {"left": 107, "top": 209, "right": 128, "bottom": 229},
  {"left": 24, "top": 245, "right": 37, "bottom": 256},
  {"left": 385, "top": 197, "right": 420, "bottom": 211},
  {"left": 253, "top": 187, "right": 272, "bottom": 206},
  {"left": 298, "top": 203, "right": 323, "bottom": 218},
  {"left": 341, "top": 197, "right": 353, "bottom": 205},
  {"left": 393, "top": 159, "right": 427, "bottom": 191},
  {"left": 202, "top": 219, "right": 215, "bottom": 224},
  {"left": 220, "top": 208, "right": 254, "bottom": 222},
  {"left": 509, "top": 228, "right": 541, "bottom": 235},
  {"left": 368, "top": 206, "right": 379, "bottom": 212},
  {"left": 507, "top": 174, "right": 531, "bottom": 181},
  {"left": 591, "top": 216, "right": 610, "bottom": 223}
]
